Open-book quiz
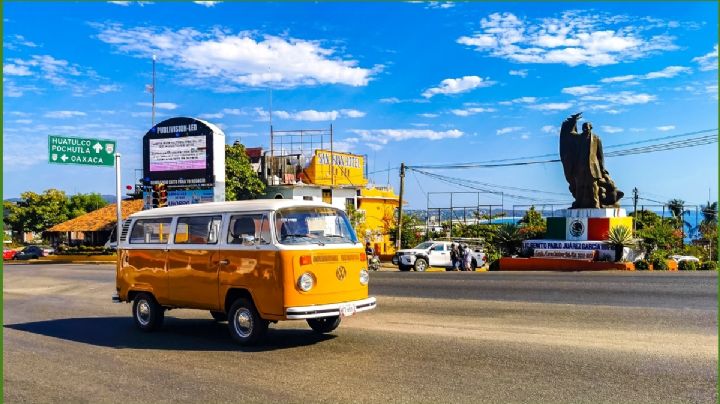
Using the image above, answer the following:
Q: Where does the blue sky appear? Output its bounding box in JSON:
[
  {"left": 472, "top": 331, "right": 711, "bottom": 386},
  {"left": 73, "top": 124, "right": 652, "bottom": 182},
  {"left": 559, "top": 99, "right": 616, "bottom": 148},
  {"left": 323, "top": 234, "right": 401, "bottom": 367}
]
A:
[{"left": 3, "top": 1, "right": 718, "bottom": 210}]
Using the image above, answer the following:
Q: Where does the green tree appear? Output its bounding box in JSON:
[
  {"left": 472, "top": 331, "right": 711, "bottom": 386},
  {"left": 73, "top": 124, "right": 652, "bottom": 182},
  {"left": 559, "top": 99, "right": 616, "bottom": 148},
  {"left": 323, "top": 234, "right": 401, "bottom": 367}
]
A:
[
  {"left": 67, "top": 193, "right": 107, "bottom": 219},
  {"left": 630, "top": 209, "right": 662, "bottom": 231},
  {"left": 701, "top": 201, "right": 717, "bottom": 226},
  {"left": 3, "top": 189, "right": 70, "bottom": 238},
  {"left": 225, "top": 142, "right": 266, "bottom": 201},
  {"left": 518, "top": 205, "right": 545, "bottom": 227},
  {"left": 493, "top": 223, "right": 523, "bottom": 256},
  {"left": 390, "top": 213, "right": 423, "bottom": 249}
]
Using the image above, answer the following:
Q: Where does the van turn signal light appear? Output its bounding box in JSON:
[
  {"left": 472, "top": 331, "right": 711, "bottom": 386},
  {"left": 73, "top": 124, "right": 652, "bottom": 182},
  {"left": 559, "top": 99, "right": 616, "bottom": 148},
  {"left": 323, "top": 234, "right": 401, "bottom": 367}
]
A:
[{"left": 299, "top": 255, "right": 312, "bottom": 266}]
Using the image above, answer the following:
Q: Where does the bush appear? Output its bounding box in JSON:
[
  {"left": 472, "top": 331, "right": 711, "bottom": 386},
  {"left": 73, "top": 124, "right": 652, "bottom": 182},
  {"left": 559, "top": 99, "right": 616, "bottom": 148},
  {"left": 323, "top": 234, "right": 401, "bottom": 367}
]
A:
[
  {"left": 651, "top": 257, "right": 669, "bottom": 271},
  {"left": 678, "top": 260, "right": 699, "bottom": 271},
  {"left": 634, "top": 259, "right": 650, "bottom": 270},
  {"left": 700, "top": 261, "right": 717, "bottom": 271}
]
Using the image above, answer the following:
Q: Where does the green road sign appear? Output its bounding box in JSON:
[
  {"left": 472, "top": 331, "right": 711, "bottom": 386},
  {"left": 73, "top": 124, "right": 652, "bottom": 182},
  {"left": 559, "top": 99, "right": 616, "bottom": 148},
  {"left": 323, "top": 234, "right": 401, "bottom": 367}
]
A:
[{"left": 48, "top": 135, "right": 116, "bottom": 167}]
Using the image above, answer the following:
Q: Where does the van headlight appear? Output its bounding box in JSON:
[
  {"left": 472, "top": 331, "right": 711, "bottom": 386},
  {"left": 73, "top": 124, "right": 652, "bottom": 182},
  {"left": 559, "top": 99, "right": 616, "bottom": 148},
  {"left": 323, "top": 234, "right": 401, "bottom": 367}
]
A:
[
  {"left": 359, "top": 269, "right": 369, "bottom": 285},
  {"left": 298, "top": 272, "right": 314, "bottom": 292}
]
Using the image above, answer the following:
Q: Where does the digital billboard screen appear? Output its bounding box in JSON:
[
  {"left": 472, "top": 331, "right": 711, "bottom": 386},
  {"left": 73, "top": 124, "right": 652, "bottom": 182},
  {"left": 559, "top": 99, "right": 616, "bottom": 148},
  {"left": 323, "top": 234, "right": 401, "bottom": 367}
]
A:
[{"left": 149, "top": 136, "right": 207, "bottom": 172}]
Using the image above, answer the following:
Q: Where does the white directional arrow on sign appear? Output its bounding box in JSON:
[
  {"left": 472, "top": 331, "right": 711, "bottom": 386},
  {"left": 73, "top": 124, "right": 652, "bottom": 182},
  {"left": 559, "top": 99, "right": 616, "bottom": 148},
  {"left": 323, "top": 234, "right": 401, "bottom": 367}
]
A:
[
  {"left": 61, "top": 154, "right": 68, "bottom": 162},
  {"left": 93, "top": 142, "right": 103, "bottom": 153}
]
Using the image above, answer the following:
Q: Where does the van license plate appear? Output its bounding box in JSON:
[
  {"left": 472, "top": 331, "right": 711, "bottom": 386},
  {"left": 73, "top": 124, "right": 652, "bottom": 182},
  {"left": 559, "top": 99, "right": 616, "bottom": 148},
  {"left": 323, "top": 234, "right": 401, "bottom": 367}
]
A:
[{"left": 340, "top": 304, "right": 356, "bottom": 317}]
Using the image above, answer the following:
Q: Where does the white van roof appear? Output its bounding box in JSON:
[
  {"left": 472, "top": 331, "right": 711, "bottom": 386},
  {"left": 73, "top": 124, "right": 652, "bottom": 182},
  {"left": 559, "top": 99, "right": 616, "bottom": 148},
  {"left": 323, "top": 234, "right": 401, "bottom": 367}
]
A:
[{"left": 129, "top": 199, "right": 336, "bottom": 219}]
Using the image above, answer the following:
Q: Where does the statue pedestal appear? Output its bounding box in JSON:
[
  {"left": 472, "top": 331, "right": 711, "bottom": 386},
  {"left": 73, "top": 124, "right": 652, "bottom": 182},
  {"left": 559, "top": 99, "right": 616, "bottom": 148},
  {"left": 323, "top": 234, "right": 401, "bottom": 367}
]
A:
[
  {"left": 555, "top": 208, "right": 627, "bottom": 218},
  {"left": 547, "top": 208, "right": 632, "bottom": 241}
]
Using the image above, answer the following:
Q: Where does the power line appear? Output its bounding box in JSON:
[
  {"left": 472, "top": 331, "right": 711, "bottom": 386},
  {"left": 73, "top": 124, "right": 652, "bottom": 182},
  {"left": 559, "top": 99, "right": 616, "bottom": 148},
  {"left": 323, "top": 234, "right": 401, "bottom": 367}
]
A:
[{"left": 410, "top": 129, "right": 717, "bottom": 170}]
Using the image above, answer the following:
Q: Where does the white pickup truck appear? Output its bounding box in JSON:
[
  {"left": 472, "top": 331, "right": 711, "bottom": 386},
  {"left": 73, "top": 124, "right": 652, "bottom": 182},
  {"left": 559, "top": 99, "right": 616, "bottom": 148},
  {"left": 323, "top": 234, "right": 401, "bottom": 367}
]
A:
[{"left": 392, "top": 240, "right": 486, "bottom": 272}]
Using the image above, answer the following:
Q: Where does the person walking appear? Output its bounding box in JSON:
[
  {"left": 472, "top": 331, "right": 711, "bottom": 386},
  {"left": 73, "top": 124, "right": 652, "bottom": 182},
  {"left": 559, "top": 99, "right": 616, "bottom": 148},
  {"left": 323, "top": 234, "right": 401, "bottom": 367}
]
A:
[
  {"left": 450, "top": 243, "right": 459, "bottom": 271},
  {"left": 463, "top": 244, "right": 473, "bottom": 271}
]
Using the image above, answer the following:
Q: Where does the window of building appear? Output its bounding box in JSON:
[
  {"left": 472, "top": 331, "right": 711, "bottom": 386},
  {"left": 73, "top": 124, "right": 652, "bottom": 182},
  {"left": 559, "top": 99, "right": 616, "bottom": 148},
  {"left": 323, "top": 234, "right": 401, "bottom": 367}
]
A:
[
  {"left": 174, "top": 216, "right": 222, "bottom": 244},
  {"left": 129, "top": 218, "right": 173, "bottom": 244}
]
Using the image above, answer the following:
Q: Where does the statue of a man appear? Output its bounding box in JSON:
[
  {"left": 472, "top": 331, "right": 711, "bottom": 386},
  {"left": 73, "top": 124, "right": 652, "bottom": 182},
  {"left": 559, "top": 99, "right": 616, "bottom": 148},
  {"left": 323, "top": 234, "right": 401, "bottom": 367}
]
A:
[
  {"left": 575, "top": 122, "right": 623, "bottom": 208},
  {"left": 559, "top": 113, "right": 623, "bottom": 209}
]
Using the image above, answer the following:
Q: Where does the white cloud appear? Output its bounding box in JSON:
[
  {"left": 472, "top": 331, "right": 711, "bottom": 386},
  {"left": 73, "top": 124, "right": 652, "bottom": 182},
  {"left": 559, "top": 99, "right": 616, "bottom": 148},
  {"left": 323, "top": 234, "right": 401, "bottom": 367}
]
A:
[
  {"left": 137, "top": 102, "right": 179, "bottom": 110},
  {"left": 3, "top": 34, "right": 39, "bottom": 50},
  {"left": 520, "top": 134, "right": 530, "bottom": 140},
  {"left": 340, "top": 109, "right": 366, "bottom": 118},
  {"left": 379, "top": 97, "right": 400, "bottom": 104},
  {"left": 255, "top": 108, "right": 365, "bottom": 122},
  {"left": 562, "top": 85, "right": 600, "bottom": 96},
  {"left": 97, "top": 84, "right": 121, "bottom": 93},
  {"left": 12, "top": 119, "right": 33, "bottom": 124},
  {"left": 450, "top": 107, "right": 496, "bottom": 116},
  {"left": 692, "top": 44, "right": 718, "bottom": 71},
  {"left": 601, "top": 125, "right": 623, "bottom": 134},
  {"left": 706, "top": 84, "right": 718, "bottom": 100},
  {"left": 194, "top": 1, "right": 221, "bottom": 7},
  {"left": 199, "top": 112, "right": 225, "bottom": 119},
  {"left": 108, "top": 1, "right": 131, "bottom": 5},
  {"left": 131, "top": 111, "right": 165, "bottom": 118},
  {"left": 656, "top": 125, "right": 675, "bottom": 132},
  {"left": 457, "top": 11, "right": 678, "bottom": 67},
  {"left": 422, "top": 75, "right": 495, "bottom": 98},
  {"left": 349, "top": 128, "right": 463, "bottom": 145},
  {"left": 541, "top": 125, "right": 556, "bottom": 133},
  {"left": 496, "top": 126, "right": 523, "bottom": 135},
  {"left": 528, "top": 102, "right": 573, "bottom": 111},
  {"left": 581, "top": 91, "right": 655, "bottom": 105},
  {"left": 93, "top": 23, "right": 378, "bottom": 89},
  {"left": 3, "top": 64, "right": 33, "bottom": 76},
  {"left": 410, "top": 123, "right": 430, "bottom": 127},
  {"left": 222, "top": 108, "right": 247, "bottom": 116},
  {"left": 426, "top": 1, "right": 454, "bottom": 9},
  {"left": 509, "top": 69, "right": 528, "bottom": 78},
  {"left": 499, "top": 96, "right": 537, "bottom": 106},
  {"left": 44, "top": 110, "right": 87, "bottom": 118},
  {"left": 601, "top": 65, "right": 691, "bottom": 83},
  {"left": 418, "top": 113, "right": 439, "bottom": 118}
]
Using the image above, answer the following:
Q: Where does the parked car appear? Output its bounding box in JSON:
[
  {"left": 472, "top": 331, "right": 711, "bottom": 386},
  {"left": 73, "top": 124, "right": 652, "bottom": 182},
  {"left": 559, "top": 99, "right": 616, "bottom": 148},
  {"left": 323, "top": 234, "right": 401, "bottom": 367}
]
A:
[
  {"left": 3, "top": 248, "right": 18, "bottom": 260},
  {"left": 393, "top": 240, "right": 486, "bottom": 272},
  {"left": 14, "top": 245, "right": 47, "bottom": 260},
  {"left": 670, "top": 255, "right": 700, "bottom": 263}
]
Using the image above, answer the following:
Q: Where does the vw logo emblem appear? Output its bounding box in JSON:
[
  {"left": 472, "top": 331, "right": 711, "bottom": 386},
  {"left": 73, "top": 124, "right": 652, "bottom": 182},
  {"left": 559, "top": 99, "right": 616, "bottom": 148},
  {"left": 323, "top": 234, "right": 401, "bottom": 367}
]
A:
[
  {"left": 336, "top": 266, "right": 347, "bottom": 281},
  {"left": 569, "top": 219, "right": 585, "bottom": 237}
]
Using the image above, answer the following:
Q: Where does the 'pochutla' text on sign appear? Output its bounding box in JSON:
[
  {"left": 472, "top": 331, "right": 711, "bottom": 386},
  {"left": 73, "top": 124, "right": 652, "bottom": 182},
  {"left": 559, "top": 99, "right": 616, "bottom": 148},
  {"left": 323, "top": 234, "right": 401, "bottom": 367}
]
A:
[{"left": 48, "top": 135, "right": 116, "bottom": 167}]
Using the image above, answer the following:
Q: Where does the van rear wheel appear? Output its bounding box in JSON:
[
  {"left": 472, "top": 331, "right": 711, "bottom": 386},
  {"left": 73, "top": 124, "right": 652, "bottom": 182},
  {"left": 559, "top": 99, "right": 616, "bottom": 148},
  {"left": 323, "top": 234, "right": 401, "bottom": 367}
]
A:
[
  {"left": 228, "top": 298, "right": 268, "bottom": 345},
  {"left": 132, "top": 293, "right": 164, "bottom": 332},
  {"left": 307, "top": 316, "right": 341, "bottom": 334},
  {"left": 210, "top": 311, "right": 227, "bottom": 322}
]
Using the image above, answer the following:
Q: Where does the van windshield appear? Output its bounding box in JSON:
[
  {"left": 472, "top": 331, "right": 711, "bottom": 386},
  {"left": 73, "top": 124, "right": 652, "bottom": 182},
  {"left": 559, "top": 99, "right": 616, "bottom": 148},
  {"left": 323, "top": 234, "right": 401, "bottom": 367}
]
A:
[{"left": 275, "top": 207, "right": 358, "bottom": 245}]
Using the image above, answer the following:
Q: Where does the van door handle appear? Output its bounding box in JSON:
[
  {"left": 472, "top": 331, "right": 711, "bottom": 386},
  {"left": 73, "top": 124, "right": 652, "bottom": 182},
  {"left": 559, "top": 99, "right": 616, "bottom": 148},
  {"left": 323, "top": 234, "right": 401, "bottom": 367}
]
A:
[{"left": 218, "top": 259, "right": 230, "bottom": 266}]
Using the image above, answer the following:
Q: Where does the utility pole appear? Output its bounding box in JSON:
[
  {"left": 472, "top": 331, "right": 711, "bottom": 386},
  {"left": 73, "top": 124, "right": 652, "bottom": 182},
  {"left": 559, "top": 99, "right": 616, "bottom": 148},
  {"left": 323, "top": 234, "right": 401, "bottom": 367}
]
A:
[
  {"left": 632, "top": 187, "right": 638, "bottom": 236},
  {"left": 396, "top": 163, "right": 406, "bottom": 250},
  {"left": 151, "top": 54, "right": 156, "bottom": 127}
]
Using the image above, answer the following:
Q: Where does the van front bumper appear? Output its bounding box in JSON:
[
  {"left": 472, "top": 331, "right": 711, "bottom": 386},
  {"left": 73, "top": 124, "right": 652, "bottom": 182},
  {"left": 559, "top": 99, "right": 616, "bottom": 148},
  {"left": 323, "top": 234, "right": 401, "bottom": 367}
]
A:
[{"left": 285, "top": 297, "right": 377, "bottom": 319}]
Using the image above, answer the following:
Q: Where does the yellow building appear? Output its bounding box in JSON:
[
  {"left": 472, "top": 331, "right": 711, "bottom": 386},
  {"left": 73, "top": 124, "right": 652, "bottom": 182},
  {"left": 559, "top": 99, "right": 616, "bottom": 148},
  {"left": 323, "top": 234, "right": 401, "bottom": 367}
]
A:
[
  {"left": 261, "top": 148, "right": 399, "bottom": 258},
  {"left": 357, "top": 186, "right": 399, "bottom": 258}
]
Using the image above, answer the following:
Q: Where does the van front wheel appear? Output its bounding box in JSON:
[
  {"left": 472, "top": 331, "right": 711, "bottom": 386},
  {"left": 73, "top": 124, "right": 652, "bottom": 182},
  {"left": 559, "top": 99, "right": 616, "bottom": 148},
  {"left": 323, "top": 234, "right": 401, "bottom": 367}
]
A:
[
  {"left": 307, "top": 316, "right": 341, "bottom": 334},
  {"left": 132, "top": 293, "right": 164, "bottom": 332},
  {"left": 228, "top": 298, "right": 268, "bottom": 345}
]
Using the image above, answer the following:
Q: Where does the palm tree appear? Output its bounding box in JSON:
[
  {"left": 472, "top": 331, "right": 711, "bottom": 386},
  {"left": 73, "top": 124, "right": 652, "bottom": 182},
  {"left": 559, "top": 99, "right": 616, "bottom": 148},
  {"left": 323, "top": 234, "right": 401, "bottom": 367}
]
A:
[
  {"left": 494, "top": 223, "right": 523, "bottom": 256},
  {"left": 701, "top": 201, "right": 717, "bottom": 226},
  {"left": 667, "top": 198, "right": 691, "bottom": 241}
]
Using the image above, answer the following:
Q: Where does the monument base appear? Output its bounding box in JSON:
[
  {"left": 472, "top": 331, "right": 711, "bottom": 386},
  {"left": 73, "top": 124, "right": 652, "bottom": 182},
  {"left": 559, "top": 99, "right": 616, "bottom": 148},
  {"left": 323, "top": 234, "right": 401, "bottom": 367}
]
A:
[
  {"left": 546, "top": 209, "right": 633, "bottom": 241},
  {"left": 522, "top": 239, "right": 644, "bottom": 262},
  {"left": 498, "top": 257, "right": 635, "bottom": 271}
]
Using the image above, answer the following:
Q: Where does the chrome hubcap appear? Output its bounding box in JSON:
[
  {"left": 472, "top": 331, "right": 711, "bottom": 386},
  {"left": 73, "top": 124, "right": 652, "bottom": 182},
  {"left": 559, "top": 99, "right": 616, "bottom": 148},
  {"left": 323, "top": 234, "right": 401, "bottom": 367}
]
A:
[
  {"left": 137, "top": 300, "right": 151, "bottom": 326},
  {"left": 233, "top": 308, "right": 253, "bottom": 338},
  {"left": 417, "top": 261, "right": 426, "bottom": 271}
]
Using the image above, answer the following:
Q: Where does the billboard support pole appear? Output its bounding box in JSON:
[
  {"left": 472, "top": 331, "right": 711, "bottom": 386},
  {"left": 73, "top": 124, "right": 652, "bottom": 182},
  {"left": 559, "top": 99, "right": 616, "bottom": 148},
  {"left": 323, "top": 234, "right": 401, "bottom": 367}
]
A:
[{"left": 115, "top": 153, "right": 122, "bottom": 246}]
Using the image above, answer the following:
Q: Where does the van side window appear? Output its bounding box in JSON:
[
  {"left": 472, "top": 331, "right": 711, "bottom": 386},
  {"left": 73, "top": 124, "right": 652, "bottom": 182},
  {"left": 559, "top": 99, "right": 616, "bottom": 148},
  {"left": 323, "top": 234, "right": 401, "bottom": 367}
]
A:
[
  {"left": 228, "top": 214, "right": 271, "bottom": 245},
  {"left": 432, "top": 244, "right": 444, "bottom": 251},
  {"left": 129, "top": 218, "right": 173, "bottom": 244},
  {"left": 175, "top": 216, "right": 222, "bottom": 244}
]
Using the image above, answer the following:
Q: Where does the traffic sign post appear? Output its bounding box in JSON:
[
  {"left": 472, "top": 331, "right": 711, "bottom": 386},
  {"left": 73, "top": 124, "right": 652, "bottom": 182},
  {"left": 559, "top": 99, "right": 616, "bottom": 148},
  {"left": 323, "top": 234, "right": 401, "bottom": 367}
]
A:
[
  {"left": 48, "top": 135, "right": 116, "bottom": 167},
  {"left": 47, "top": 135, "right": 123, "bottom": 244}
]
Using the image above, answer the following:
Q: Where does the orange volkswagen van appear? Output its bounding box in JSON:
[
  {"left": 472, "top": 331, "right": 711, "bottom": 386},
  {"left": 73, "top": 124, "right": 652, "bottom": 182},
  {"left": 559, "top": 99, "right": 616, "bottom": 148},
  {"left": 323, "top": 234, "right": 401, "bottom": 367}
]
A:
[{"left": 113, "top": 200, "right": 376, "bottom": 345}]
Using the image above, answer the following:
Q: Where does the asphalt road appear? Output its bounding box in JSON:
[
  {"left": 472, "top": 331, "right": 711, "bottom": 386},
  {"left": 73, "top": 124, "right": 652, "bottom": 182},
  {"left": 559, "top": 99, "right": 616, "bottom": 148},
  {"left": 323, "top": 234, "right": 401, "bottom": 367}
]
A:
[{"left": 3, "top": 264, "right": 718, "bottom": 403}]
